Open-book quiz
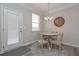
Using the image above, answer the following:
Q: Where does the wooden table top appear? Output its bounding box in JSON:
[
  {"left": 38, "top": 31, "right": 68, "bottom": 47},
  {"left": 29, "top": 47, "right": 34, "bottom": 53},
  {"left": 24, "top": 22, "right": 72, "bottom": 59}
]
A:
[{"left": 40, "top": 33, "right": 58, "bottom": 35}]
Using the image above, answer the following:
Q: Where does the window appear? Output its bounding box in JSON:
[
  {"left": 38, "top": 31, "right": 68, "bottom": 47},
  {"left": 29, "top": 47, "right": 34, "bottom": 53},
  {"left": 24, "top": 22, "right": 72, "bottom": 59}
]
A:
[{"left": 32, "top": 13, "right": 40, "bottom": 31}]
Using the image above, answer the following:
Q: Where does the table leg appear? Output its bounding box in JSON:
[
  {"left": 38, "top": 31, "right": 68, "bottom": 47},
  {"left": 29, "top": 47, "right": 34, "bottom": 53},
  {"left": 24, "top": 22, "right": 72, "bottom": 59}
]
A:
[{"left": 48, "top": 39, "right": 51, "bottom": 51}]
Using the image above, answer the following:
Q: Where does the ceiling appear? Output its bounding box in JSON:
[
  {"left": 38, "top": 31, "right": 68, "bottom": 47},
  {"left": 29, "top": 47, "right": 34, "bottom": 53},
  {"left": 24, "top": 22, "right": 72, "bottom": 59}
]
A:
[{"left": 21, "top": 3, "right": 79, "bottom": 16}]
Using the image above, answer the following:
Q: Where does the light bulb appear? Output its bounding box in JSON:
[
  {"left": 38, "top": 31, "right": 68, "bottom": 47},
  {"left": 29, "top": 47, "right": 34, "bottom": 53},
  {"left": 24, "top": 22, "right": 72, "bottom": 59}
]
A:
[
  {"left": 44, "top": 16, "right": 53, "bottom": 21},
  {"left": 50, "top": 17, "right": 53, "bottom": 20}
]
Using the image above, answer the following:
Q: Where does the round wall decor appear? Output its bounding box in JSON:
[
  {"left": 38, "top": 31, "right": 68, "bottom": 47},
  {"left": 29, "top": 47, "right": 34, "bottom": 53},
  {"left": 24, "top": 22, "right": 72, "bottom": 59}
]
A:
[{"left": 54, "top": 17, "right": 65, "bottom": 27}]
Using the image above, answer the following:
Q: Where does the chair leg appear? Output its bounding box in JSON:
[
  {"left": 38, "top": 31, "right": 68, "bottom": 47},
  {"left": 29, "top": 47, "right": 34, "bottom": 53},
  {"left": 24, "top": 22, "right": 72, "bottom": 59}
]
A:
[
  {"left": 41, "top": 44, "right": 43, "bottom": 48},
  {"left": 50, "top": 43, "right": 52, "bottom": 49},
  {"left": 47, "top": 43, "right": 50, "bottom": 49},
  {"left": 59, "top": 44, "right": 62, "bottom": 50},
  {"left": 47, "top": 43, "right": 49, "bottom": 48}
]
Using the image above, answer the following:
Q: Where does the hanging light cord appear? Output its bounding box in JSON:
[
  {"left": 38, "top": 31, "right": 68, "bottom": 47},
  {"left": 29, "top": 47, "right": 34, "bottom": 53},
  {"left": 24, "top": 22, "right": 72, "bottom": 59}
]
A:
[
  {"left": 48, "top": 3, "right": 49, "bottom": 17},
  {"left": 44, "top": 3, "right": 53, "bottom": 21},
  {"left": 48, "top": 3, "right": 50, "bottom": 20}
]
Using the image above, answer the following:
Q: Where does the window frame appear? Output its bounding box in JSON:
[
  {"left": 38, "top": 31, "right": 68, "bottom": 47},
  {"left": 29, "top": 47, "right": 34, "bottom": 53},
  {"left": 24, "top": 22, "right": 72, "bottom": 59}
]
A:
[{"left": 32, "top": 13, "right": 40, "bottom": 31}]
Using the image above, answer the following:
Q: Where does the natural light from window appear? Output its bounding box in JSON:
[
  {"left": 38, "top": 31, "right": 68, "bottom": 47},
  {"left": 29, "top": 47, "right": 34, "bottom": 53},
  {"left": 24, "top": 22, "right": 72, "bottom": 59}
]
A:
[{"left": 32, "top": 13, "right": 40, "bottom": 31}]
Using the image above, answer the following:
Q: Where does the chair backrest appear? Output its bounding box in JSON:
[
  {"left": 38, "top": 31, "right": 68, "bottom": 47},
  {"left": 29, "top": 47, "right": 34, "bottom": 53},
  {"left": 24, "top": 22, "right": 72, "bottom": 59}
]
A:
[
  {"left": 50, "top": 35, "right": 58, "bottom": 41},
  {"left": 40, "top": 33, "right": 48, "bottom": 41},
  {"left": 50, "top": 30, "right": 58, "bottom": 33},
  {"left": 49, "top": 29, "right": 59, "bottom": 40},
  {"left": 50, "top": 31, "right": 63, "bottom": 41},
  {"left": 57, "top": 32, "right": 64, "bottom": 43}
]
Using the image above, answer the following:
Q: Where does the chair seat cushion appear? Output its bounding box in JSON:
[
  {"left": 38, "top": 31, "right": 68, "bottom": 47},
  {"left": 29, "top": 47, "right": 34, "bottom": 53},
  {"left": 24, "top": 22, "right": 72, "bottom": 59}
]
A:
[{"left": 38, "top": 40, "right": 48, "bottom": 43}]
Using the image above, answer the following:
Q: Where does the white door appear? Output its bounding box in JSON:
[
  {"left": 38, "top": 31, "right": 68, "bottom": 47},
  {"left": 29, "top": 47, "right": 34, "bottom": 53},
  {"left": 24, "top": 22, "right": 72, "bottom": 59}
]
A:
[{"left": 3, "top": 8, "right": 23, "bottom": 51}]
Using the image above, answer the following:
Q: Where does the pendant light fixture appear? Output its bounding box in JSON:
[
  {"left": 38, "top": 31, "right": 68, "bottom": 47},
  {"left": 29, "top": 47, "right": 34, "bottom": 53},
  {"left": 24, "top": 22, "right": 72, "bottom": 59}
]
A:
[{"left": 44, "top": 3, "right": 53, "bottom": 21}]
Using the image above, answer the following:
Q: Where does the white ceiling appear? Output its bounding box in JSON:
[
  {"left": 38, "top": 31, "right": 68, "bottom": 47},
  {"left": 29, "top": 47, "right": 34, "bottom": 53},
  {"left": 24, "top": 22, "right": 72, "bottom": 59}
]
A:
[{"left": 21, "top": 3, "right": 79, "bottom": 16}]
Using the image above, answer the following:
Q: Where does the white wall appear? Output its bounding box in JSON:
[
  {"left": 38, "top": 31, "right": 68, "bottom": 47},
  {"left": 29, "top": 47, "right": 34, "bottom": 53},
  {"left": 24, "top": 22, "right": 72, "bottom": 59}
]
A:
[
  {"left": 0, "top": 4, "right": 44, "bottom": 47},
  {"left": 0, "top": 4, "right": 2, "bottom": 51},
  {"left": 23, "top": 8, "right": 44, "bottom": 44},
  {"left": 43, "top": 5, "right": 79, "bottom": 47}
]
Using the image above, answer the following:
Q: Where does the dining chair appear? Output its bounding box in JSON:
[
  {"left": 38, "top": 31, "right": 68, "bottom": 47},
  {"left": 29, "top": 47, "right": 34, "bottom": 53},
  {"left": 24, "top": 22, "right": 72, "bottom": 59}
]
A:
[
  {"left": 50, "top": 32, "right": 64, "bottom": 49},
  {"left": 50, "top": 29, "right": 58, "bottom": 33},
  {"left": 37, "top": 35, "right": 48, "bottom": 48}
]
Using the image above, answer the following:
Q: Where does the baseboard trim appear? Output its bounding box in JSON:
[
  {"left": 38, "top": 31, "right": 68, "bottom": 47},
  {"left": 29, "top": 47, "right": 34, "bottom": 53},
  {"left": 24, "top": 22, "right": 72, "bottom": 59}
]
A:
[
  {"left": 0, "top": 40, "right": 37, "bottom": 55},
  {"left": 62, "top": 42, "right": 79, "bottom": 48},
  {"left": 23, "top": 40, "right": 37, "bottom": 46}
]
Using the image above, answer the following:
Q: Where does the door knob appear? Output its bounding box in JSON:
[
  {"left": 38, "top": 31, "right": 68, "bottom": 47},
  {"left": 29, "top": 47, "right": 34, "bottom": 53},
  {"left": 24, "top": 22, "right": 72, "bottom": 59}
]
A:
[{"left": 20, "top": 28, "right": 22, "bottom": 32}]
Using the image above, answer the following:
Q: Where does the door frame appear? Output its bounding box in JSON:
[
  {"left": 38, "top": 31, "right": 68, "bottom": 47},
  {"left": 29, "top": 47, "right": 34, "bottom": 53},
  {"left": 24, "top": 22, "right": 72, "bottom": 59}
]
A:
[{"left": 1, "top": 5, "right": 23, "bottom": 52}]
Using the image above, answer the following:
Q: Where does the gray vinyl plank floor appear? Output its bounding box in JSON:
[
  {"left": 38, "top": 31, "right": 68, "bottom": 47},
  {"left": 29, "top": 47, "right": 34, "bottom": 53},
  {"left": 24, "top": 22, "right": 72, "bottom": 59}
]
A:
[
  {"left": 1, "top": 42, "right": 79, "bottom": 56},
  {"left": 28, "top": 43, "right": 74, "bottom": 56}
]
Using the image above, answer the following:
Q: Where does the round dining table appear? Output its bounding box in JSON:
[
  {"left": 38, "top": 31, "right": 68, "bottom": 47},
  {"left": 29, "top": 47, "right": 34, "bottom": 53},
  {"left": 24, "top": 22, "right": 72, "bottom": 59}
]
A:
[{"left": 40, "top": 33, "right": 58, "bottom": 51}]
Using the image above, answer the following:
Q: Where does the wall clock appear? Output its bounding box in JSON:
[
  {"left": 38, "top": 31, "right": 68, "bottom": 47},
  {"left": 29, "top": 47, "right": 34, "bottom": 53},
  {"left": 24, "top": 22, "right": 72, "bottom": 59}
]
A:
[{"left": 54, "top": 17, "right": 65, "bottom": 27}]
